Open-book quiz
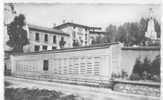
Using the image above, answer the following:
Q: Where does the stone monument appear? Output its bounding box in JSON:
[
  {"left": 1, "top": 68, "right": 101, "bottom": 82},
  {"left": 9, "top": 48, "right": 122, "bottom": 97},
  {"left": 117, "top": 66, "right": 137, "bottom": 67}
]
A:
[{"left": 145, "top": 8, "right": 157, "bottom": 40}]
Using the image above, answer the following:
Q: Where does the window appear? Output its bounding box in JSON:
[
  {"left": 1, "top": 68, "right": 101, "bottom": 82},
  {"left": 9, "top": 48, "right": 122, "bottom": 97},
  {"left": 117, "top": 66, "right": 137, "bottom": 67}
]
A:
[
  {"left": 53, "top": 36, "right": 56, "bottom": 43},
  {"left": 42, "top": 45, "right": 47, "bottom": 51},
  {"left": 85, "top": 34, "right": 88, "bottom": 40},
  {"left": 72, "top": 31, "right": 76, "bottom": 39},
  {"left": 43, "top": 60, "right": 48, "bottom": 71},
  {"left": 85, "top": 41, "right": 87, "bottom": 45},
  {"left": 35, "top": 33, "right": 39, "bottom": 41},
  {"left": 52, "top": 46, "right": 56, "bottom": 50},
  {"left": 44, "top": 34, "right": 48, "bottom": 42},
  {"left": 59, "top": 37, "right": 65, "bottom": 49},
  {"left": 73, "top": 26, "right": 76, "bottom": 29},
  {"left": 34, "top": 45, "right": 40, "bottom": 52}
]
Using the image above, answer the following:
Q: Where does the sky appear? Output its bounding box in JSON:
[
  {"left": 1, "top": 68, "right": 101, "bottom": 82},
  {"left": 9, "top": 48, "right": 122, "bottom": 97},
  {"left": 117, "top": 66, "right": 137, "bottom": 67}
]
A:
[{"left": 12, "top": 4, "right": 161, "bottom": 30}]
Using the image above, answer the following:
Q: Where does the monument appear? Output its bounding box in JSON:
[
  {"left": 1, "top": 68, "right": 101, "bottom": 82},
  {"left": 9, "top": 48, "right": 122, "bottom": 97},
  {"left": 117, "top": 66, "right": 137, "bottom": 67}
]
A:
[{"left": 145, "top": 8, "right": 157, "bottom": 40}]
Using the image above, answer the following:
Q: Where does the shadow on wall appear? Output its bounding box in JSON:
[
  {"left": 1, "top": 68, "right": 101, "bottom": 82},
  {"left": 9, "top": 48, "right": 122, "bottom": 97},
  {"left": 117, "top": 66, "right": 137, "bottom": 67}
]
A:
[{"left": 111, "top": 55, "right": 160, "bottom": 82}]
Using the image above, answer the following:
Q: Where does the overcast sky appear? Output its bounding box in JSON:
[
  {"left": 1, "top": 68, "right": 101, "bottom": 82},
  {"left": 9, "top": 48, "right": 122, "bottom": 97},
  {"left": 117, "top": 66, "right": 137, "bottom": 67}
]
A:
[{"left": 14, "top": 4, "right": 161, "bottom": 30}]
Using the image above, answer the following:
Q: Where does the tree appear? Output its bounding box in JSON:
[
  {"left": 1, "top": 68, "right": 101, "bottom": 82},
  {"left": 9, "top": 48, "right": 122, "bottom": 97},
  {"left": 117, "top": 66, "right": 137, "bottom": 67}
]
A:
[
  {"left": 116, "top": 25, "right": 127, "bottom": 44},
  {"left": 150, "top": 55, "right": 160, "bottom": 75},
  {"left": 105, "top": 24, "right": 117, "bottom": 43},
  {"left": 7, "top": 14, "right": 29, "bottom": 52},
  {"left": 127, "top": 22, "right": 141, "bottom": 45},
  {"left": 154, "top": 19, "right": 161, "bottom": 38}
]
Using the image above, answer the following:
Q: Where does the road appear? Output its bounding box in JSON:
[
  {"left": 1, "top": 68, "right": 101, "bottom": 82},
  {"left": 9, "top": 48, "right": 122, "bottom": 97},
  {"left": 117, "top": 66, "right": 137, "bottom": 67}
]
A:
[{"left": 5, "top": 76, "right": 160, "bottom": 100}]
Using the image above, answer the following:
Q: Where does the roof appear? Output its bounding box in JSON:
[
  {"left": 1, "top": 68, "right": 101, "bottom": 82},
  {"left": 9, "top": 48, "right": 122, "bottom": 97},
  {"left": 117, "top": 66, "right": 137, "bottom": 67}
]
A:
[
  {"left": 54, "top": 22, "right": 101, "bottom": 30},
  {"left": 28, "top": 24, "right": 69, "bottom": 36},
  {"left": 89, "top": 31, "right": 107, "bottom": 34}
]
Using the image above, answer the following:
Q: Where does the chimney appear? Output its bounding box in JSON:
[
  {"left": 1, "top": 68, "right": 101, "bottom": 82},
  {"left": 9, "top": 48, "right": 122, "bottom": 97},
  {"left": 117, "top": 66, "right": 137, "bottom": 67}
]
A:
[
  {"left": 62, "top": 19, "right": 66, "bottom": 24},
  {"left": 52, "top": 23, "right": 56, "bottom": 28}
]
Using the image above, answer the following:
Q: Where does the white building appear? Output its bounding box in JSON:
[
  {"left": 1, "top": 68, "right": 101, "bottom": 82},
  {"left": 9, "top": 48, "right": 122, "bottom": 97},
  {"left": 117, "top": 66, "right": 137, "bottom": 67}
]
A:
[
  {"left": 24, "top": 24, "right": 70, "bottom": 52},
  {"left": 89, "top": 31, "right": 107, "bottom": 44},
  {"left": 54, "top": 22, "right": 103, "bottom": 47}
]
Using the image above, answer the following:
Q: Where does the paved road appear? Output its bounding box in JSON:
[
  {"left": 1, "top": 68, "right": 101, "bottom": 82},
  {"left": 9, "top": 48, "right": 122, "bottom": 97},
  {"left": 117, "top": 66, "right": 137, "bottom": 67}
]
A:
[{"left": 5, "top": 76, "right": 160, "bottom": 100}]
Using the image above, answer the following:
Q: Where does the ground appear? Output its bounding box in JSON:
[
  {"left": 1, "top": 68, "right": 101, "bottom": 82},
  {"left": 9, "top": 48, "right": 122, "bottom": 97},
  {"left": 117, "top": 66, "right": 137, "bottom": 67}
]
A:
[{"left": 5, "top": 76, "right": 160, "bottom": 100}]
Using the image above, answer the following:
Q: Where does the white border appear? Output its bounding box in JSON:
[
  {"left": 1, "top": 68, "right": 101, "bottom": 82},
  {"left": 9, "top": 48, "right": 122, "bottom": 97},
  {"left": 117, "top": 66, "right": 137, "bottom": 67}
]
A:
[
  {"left": 3, "top": 0, "right": 162, "bottom": 4},
  {"left": 1, "top": 0, "right": 162, "bottom": 100}
]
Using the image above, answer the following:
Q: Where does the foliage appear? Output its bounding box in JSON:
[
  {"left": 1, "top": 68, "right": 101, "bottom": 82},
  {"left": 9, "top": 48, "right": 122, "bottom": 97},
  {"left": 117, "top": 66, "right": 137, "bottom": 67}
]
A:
[
  {"left": 92, "top": 17, "right": 160, "bottom": 46},
  {"left": 7, "top": 14, "right": 29, "bottom": 52},
  {"left": 154, "top": 19, "right": 161, "bottom": 38},
  {"left": 111, "top": 70, "right": 128, "bottom": 79},
  {"left": 60, "top": 95, "right": 77, "bottom": 100},
  {"left": 105, "top": 24, "right": 117, "bottom": 43},
  {"left": 129, "top": 73, "right": 141, "bottom": 80},
  {"left": 5, "top": 81, "right": 12, "bottom": 87},
  {"left": 5, "top": 88, "right": 79, "bottom": 100},
  {"left": 130, "top": 55, "right": 160, "bottom": 81}
]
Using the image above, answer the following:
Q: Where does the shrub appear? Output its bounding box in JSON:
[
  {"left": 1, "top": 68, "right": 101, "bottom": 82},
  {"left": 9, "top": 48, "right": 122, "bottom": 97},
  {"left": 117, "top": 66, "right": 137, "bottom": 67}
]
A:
[
  {"left": 121, "top": 70, "right": 128, "bottom": 79},
  {"left": 111, "top": 70, "right": 128, "bottom": 79},
  {"left": 151, "top": 75, "right": 160, "bottom": 82},
  {"left": 130, "top": 55, "right": 160, "bottom": 81},
  {"left": 132, "top": 57, "right": 143, "bottom": 76},
  {"left": 129, "top": 73, "right": 141, "bottom": 80},
  {"left": 151, "top": 55, "right": 160, "bottom": 75}
]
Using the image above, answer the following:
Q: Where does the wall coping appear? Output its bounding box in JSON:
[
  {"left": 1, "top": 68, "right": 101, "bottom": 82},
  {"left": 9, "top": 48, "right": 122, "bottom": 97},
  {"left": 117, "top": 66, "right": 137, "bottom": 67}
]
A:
[
  {"left": 121, "top": 46, "right": 160, "bottom": 51},
  {"left": 113, "top": 79, "right": 160, "bottom": 87},
  {"left": 11, "top": 42, "right": 119, "bottom": 56}
]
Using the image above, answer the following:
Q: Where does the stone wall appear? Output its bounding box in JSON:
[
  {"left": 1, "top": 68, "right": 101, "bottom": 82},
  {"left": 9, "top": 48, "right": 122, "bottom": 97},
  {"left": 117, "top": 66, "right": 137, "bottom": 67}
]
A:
[
  {"left": 113, "top": 80, "right": 160, "bottom": 97},
  {"left": 10, "top": 43, "right": 120, "bottom": 84}
]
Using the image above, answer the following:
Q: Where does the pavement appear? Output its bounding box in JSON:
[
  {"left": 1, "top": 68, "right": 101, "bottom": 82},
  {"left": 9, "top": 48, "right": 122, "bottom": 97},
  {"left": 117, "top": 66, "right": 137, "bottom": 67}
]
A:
[{"left": 5, "top": 76, "right": 160, "bottom": 100}]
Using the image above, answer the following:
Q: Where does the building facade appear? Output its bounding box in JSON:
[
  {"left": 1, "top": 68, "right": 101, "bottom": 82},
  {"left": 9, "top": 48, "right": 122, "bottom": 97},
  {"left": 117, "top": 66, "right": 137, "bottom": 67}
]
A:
[
  {"left": 89, "top": 31, "right": 106, "bottom": 44},
  {"left": 54, "top": 22, "right": 103, "bottom": 47},
  {"left": 24, "top": 24, "right": 70, "bottom": 52}
]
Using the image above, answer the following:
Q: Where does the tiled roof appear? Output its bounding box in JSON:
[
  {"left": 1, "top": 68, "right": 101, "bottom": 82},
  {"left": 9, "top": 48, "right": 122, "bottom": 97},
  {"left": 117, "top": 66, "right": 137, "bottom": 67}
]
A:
[
  {"left": 54, "top": 22, "right": 101, "bottom": 30},
  {"left": 28, "top": 24, "right": 69, "bottom": 36},
  {"left": 89, "top": 31, "right": 107, "bottom": 34}
]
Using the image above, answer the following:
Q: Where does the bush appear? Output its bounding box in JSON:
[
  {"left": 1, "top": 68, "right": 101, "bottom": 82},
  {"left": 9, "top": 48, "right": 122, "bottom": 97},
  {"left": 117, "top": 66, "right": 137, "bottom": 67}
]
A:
[
  {"left": 111, "top": 70, "right": 128, "bottom": 79},
  {"left": 129, "top": 73, "right": 141, "bottom": 80},
  {"left": 132, "top": 57, "right": 143, "bottom": 75},
  {"left": 151, "top": 75, "right": 160, "bottom": 82},
  {"left": 151, "top": 55, "right": 160, "bottom": 75},
  {"left": 130, "top": 55, "right": 160, "bottom": 81}
]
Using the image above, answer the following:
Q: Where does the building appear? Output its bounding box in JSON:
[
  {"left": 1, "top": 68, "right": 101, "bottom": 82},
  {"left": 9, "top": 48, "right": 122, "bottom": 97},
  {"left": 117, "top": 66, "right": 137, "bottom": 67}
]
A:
[
  {"left": 54, "top": 22, "right": 103, "bottom": 47},
  {"left": 89, "top": 31, "right": 107, "bottom": 44},
  {"left": 24, "top": 24, "right": 70, "bottom": 52}
]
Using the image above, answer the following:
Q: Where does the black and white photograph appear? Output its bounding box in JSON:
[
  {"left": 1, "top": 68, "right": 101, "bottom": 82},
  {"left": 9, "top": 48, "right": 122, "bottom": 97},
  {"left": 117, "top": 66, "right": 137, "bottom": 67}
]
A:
[{"left": 3, "top": 2, "right": 161, "bottom": 100}]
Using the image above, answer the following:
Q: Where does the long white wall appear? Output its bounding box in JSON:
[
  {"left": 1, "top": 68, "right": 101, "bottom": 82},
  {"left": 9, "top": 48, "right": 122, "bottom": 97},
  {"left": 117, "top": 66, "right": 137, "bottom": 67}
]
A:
[{"left": 11, "top": 44, "right": 121, "bottom": 83}]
